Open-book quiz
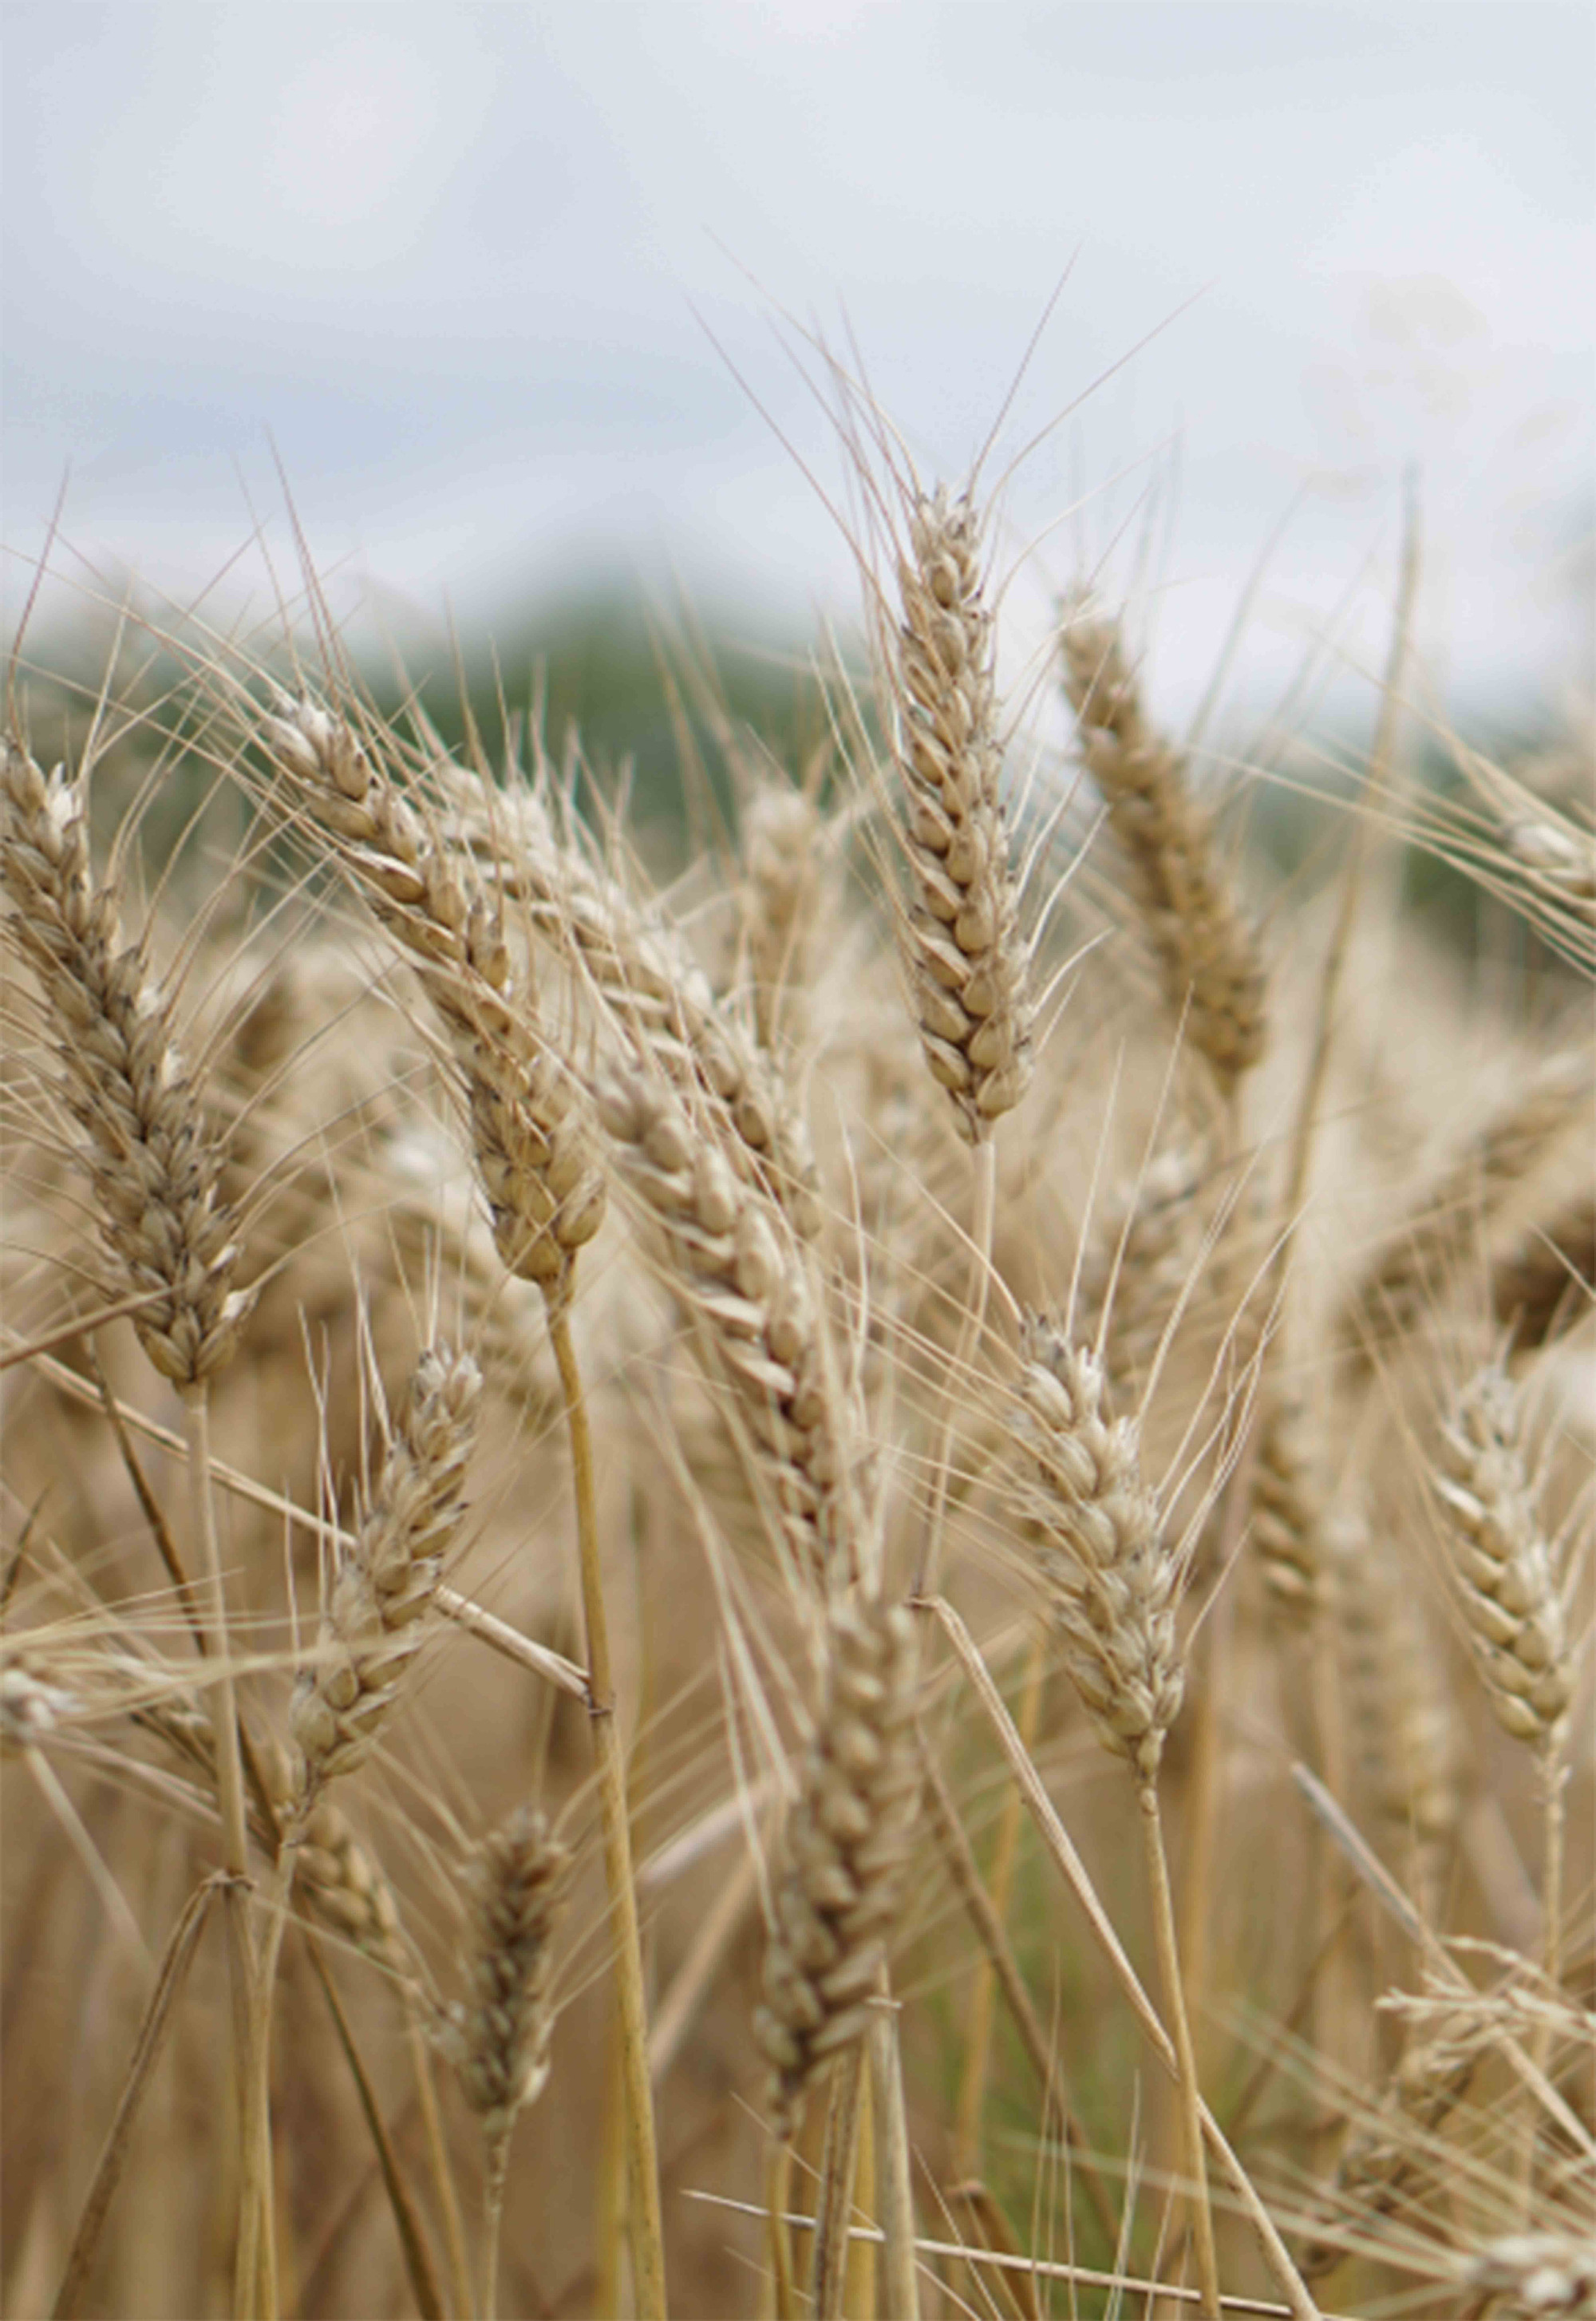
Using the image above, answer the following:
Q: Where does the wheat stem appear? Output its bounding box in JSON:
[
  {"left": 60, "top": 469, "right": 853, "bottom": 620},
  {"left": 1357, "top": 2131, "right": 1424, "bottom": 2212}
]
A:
[
  {"left": 1140, "top": 1781, "right": 1221, "bottom": 2319},
  {"left": 868, "top": 1983, "right": 920, "bottom": 2321},
  {"left": 547, "top": 1303, "right": 666, "bottom": 2320},
  {"left": 951, "top": 1630, "right": 1044, "bottom": 2178}
]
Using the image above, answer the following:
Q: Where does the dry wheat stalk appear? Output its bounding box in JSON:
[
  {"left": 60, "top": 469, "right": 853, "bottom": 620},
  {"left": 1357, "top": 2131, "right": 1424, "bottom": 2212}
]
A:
[
  {"left": 1061, "top": 605, "right": 1266, "bottom": 1096},
  {"left": 884, "top": 486, "right": 1033, "bottom": 1145},
  {"left": 0, "top": 741, "right": 254, "bottom": 1386},
  {"left": 1432, "top": 1368, "right": 1570, "bottom": 1753},
  {"left": 754, "top": 1595, "right": 920, "bottom": 2137},
  {"left": 446, "top": 1805, "right": 571, "bottom": 2153},
  {"left": 597, "top": 1067, "right": 860, "bottom": 1582},
  {"left": 290, "top": 1344, "right": 482, "bottom": 1802},
  {"left": 1009, "top": 1315, "right": 1184, "bottom": 1781},
  {"left": 261, "top": 697, "right": 605, "bottom": 1301}
]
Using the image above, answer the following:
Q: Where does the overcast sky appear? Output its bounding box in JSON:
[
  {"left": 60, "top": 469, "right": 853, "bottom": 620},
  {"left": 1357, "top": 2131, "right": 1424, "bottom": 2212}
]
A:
[{"left": 4, "top": 2, "right": 1593, "bottom": 717}]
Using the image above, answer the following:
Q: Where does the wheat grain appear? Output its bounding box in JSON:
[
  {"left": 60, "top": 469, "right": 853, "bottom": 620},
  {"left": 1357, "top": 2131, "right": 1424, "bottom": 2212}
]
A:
[{"left": 1009, "top": 1315, "right": 1184, "bottom": 1781}]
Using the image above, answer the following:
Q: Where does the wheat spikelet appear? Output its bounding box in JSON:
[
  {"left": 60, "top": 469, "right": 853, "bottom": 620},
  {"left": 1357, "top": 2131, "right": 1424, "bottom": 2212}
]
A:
[
  {"left": 879, "top": 485, "right": 1033, "bottom": 1144},
  {"left": 1432, "top": 1366, "right": 1570, "bottom": 1751},
  {"left": 290, "top": 1344, "right": 482, "bottom": 1801},
  {"left": 754, "top": 1595, "right": 920, "bottom": 2137},
  {"left": 0, "top": 741, "right": 253, "bottom": 1384},
  {"left": 260, "top": 698, "right": 605, "bottom": 1299},
  {"left": 1061, "top": 605, "right": 1266, "bottom": 1095},
  {"left": 739, "top": 780, "right": 823, "bottom": 1053},
  {"left": 1009, "top": 1315, "right": 1184, "bottom": 1781},
  {"left": 597, "top": 1068, "right": 859, "bottom": 1581},
  {"left": 446, "top": 1805, "right": 571, "bottom": 2154}
]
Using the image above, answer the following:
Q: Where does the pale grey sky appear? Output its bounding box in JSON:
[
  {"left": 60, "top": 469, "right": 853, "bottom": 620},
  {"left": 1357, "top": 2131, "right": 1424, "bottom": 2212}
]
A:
[{"left": 4, "top": 2, "right": 1592, "bottom": 714}]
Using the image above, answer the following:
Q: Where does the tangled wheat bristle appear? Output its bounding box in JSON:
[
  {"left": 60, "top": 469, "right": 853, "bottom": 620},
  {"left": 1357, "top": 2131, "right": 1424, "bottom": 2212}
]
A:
[
  {"left": 0, "top": 741, "right": 253, "bottom": 1385},
  {"left": 597, "top": 1069, "right": 859, "bottom": 1580},
  {"left": 887, "top": 485, "right": 1033, "bottom": 1143},
  {"left": 1432, "top": 1367, "right": 1571, "bottom": 1750},
  {"left": 1492, "top": 1187, "right": 1596, "bottom": 1356},
  {"left": 262, "top": 698, "right": 605, "bottom": 1299},
  {"left": 1061, "top": 607, "right": 1266, "bottom": 1096},
  {"left": 448, "top": 1805, "right": 571, "bottom": 2154},
  {"left": 1010, "top": 1315, "right": 1184, "bottom": 1781},
  {"left": 290, "top": 1344, "right": 482, "bottom": 1800},
  {"left": 1342, "top": 1054, "right": 1593, "bottom": 1370},
  {"left": 755, "top": 1595, "right": 920, "bottom": 2137},
  {"left": 1301, "top": 2003, "right": 1482, "bottom": 2278}
]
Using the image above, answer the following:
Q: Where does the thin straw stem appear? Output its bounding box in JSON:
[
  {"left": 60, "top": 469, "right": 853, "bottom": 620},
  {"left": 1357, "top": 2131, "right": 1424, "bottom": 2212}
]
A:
[
  {"left": 1140, "top": 1782, "right": 1221, "bottom": 2319},
  {"left": 547, "top": 1303, "right": 666, "bottom": 2320}
]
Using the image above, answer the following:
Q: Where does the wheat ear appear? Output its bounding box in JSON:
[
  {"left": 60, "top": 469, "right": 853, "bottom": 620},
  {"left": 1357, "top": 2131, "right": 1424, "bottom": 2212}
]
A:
[
  {"left": 446, "top": 747, "right": 825, "bottom": 1234},
  {"left": 262, "top": 697, "right": 605, "bottom": 1301},
  {"left": 1061, "top": 605, "right": 1266, "bottom": 1097},
  {"left": 755, "top": 1596, "right": 921, "bottom": 2140},
  {"left": 887, "top": 486, "right": 1033, "bottom": 1144},
  {"left": 290, "top": 1344, "right": 482, "bottom": 1804},
  {"left": 598, "top": 1068, "right": 860, "bottom": 1584},
  {"left": 740, "top": 779, "right": 824, "bottom": 1053},
  {"left": 0, "top": 741, "right": 256, "bottom": 1386},
  {"left": 1009, "top": 1314, "right": 1219, "bottom": 2315},
  {"left": 1434, "top": 1364, "right": 1570, "bottom": 2208},
  {"left": 446, "top": 1805, "right": 571, "bottom": 2319}
]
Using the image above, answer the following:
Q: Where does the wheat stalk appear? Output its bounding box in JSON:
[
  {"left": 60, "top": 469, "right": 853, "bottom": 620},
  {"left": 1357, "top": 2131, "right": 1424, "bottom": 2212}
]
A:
[
  {"left": 884, "top": 485, "right": 1033, "bottom": 1145},
  {"left": 261, "top": 696, "right": 606, "bottom": 1301}
]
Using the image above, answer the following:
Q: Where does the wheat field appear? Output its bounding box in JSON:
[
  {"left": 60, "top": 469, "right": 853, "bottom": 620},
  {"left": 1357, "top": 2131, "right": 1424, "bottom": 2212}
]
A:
[{"left": 2, "top": 381, "right": 1592, "bottom": 2321}]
